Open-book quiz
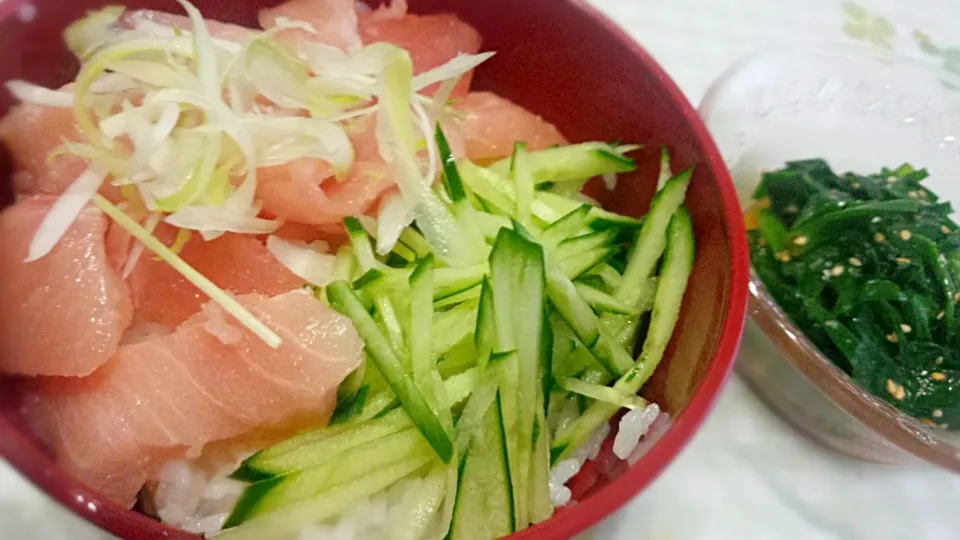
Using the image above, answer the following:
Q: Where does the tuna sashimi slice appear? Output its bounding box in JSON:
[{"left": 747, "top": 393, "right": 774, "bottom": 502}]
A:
[
  {"left": 0, "top": 197, "right": 133, "bottom": 376},
  {"left": 455, "top": 92, "right": 568, "bottom": 162},
  {"left": 25, "top": 289, "right": 363, "bottom": 507},
  {"left": 256, "top": 159, "right": 393, "bottom": 226},
  {"left": 259, "top": 0, "right": 361, "bottom": 52},
  {"left": 126, "top": 225, "right": 306, "bottom": 328},
  {"left": 0, "top": 103, "right": 89, "bottom": 197},
  {"left": 357, "top": 10, "right": 481, "bottom": 98}
]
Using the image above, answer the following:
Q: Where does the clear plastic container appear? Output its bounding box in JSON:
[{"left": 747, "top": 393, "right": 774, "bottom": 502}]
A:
[{"left": 700, "top": 44, "right": 960, "bottom": 470}]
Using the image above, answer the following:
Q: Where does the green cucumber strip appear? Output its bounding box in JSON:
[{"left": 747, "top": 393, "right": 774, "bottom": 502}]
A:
[
  {"left": 432, "top": 299, "right": 480, "bottom": 357},
  {"left": 328, "top": 281, "right": 454, "bottom": 463},
  {"left": 436, "top": 124, "right": 467, "bottom": 204},
  {"left": 450, "top": 394, "right": 514, "bottom": 540},
  {"left": 399, "top": 227, "right": 433, "bottom": 259},
  {"left": 344, "top": 217, "right": 380, "bottom": 271},
  {"left": 437, "top": 125, "right": 488, "bottom": 261},
  {"left": 544, "top": 252, "right": 634, "bottom": 377},
  {"left": 554, "top": 229, "right": 620, "bottom": 260},
  {"left": 333, "top": 247, "right": 356, "bottom": 282},
  {"left": 613, "top": 167, "right": 692, "bottom": 306},
  {"left": 409, "top": 255, "right": 436, "bottom": 388},
  {"left": 555, "top": 376, "right": 649, "bottom": 410},
  {"left": 237, "top": 408, "right": 413, "bottom": 479},
  {"left": 374, "top": 296, "right": 407, "bottom": 362},
  {"left": 489, "top": 142, "right": 637, "bottom": 185},
  {"left": 225, "top": 427, "right": 430, "bottom": 525},
  {"left": 445, "top": 366, "right": 480, "bottom": 406},
  {"left": 512, "top": 142, "right": 535, "bottom": 225},
  {"left": 552, "top": 207, "right": 694, "bottom": 463},
  {"left": 489, "top": 227, "right": 547, "bottom": 528},
  {"left": 546, "top": 265, "right": 600, "bottom": 349},
  {"left": 352, "top": 268, "right": 385, "bottom": 291},
  {"left": 433, "top": 283, "right": 482, "bottom": 309},
  {"left": 611, "top": 277, "right": 658, "bottom": 349},
  {"left": 433, "top": 264, "right": 488, "bottom": 301},
  {"left": 477, "top": 211, "right": 512, "bottom": 241},
  {"left": 560, "top": 246, "right": 618, "bottom": 280},
  {"left": 454, "top": 352, "right": 510, "bottom": 459},
  {"left": 474, "top": 276, "right": 496, "bottom": 373},
  {"left": 218, "top": 455, "right": 433, "bottom": 540},
  {"left": 329, "top": 383, "right": 369, "bottom": 426},
  {"left": 459, "top": 159, "right": 516, "bottom": 215},
  {"left": 582, "top": 263, "right": 623, "bottom": 293},
  {"left": 535, "top": 191, "right": 642, "bottom": 231},
  {"left": 527, "top": 399, "right": 553, "bottom": 525},
  {"left": 575, "top": 282, "right": 638, "bottom": 315},
  {"left": 540, "top": 204, "right": 592, "bottom": 248},
  {"left": 347, "top": 389, "right": 398, "bottom": 425}
]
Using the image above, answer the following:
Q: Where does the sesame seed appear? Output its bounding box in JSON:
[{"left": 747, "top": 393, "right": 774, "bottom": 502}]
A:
[
  {"left": 934, "top": 409, "right": 944, "bottom": 418},
  {"left": 942, "top": 225, "right": 952, "bottom": 234},
  {"left": 954, "top": 292, "right": 960, "bottom": 304},
  {"left": 848, "top": 257, "right": 863, "bottom": 267},
  {"left": 887, "top": 175, "right": 897, "bottom": 183},
  {"left": 936, "top": 357, "right": 944, "bottom": 365},
  {"left": 875, "top": 232, "right": 886, "bottom": 243},
  {"left": 852, "top": 182, "right": 861, "bottom": 189},
  {"left": 896, "top": 257, "right": 912, "bottom": 265},
  {"left": 900, "top": 323, "right": 912, "bottom": 333},
  {"left": 886, "top": 379, "right": 906, "bottom": 400},
  {"left": 886, "top": 333, "right": 898, "bottom": 343},
  {"left": 775, "top": 251, "right": 792, "bottom": 263},
  {"left": 794, "top": 236, "right": 809, "bottom": 246},
  {"left": 931, "top": 372, "right": 947, "bottom": 382},
  {"left": 871, "top": 216, "right": 882, "bottom": 224},
  {"left": 785, "top": 205, "right": 798, "bottom": 214},
  {"left": 908, "top": 190, "right": 920, "bottom": 198},
  {"left": 899, "top": 230, "right": 912, "bottom": 241},
  {"left": 937, "top": 311, "right": 945, "bottom": 320},
  {"left": 830, "top": 265, "right": 845, "bottom": 277},
  {"left": 942, "top": 424, "right": 950, "bottom": 430}
]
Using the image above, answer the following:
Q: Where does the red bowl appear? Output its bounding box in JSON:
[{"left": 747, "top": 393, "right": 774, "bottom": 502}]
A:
[{"left": 0, "top": 0, "right": 748, "bottom": 538}]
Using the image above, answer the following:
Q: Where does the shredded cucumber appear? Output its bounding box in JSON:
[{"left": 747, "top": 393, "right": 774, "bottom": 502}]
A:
[{"left": 223, "top": 136, "right": 694, "bottom": 539}]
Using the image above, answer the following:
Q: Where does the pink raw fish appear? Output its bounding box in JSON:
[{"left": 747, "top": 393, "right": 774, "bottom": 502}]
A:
[
  {"left": 126, "top": 225, "right": 305, "bottom": 328},
  {"left": 24, "top": 290, "right": 363, "bottom": 506},
  {"left": 259, "top": 0, "right": 360, "bottom": 52},
  {"left": 357, "top": 9, "right": 481, "bottom": 97},
  {"left": 0, "top": 197, "right": 133, "bottom": 376},
  {"left": 455, "top": 92, "right": 568, "bottom": 162},
  {"left": 256, "top": 159, "right": 393, "bottom": 226}
]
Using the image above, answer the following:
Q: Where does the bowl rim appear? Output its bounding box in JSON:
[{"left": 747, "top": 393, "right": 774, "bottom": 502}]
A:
[
  {"left": 0, "top": 0, "right": 750, "bottom": 538},
  {"left": 697, "top": 42, "right": 960, "bottom": 472}
]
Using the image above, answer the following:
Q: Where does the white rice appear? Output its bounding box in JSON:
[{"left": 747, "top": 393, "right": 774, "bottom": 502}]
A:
[{"left": 613, "top": 404, "right": 661, "bottom": 459}]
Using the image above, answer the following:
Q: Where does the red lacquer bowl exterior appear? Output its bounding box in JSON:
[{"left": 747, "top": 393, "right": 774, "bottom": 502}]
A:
[{"left": 0, "top": 1, "right": 749, "bottom": 538}]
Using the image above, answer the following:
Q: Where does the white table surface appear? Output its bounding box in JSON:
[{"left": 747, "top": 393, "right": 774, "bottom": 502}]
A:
[{"left": 4, "top": 0, "right": 960, "bottom": 539}]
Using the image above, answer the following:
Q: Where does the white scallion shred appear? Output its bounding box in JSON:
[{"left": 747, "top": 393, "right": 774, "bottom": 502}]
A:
[
  {"left": 374, "top": 192, "right": 414, "bottom": 256},
  {"left": 26, "top": 169, "right": 105, "bottom": 262},
  {"left": 265, "top": 235, "right": 338, "bottom": 286},
  {"left": 5, "top": 80, "right": 74, "bottom": 108},
  {"left": 17, "top": 0, "right": 495, "bottom": 346}
]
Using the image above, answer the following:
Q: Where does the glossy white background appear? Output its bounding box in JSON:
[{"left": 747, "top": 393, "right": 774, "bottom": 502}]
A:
[{"left": 3, "top": 0, "right": 960, "bottom": 538}]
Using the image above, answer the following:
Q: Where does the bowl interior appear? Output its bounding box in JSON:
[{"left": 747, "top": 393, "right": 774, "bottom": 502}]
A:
[
  {"left": 0, "top": 0, "right": 748, "bottom": 538},
  {"left": 700, "top": 44, "right": 960, "bottom": 469}
]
